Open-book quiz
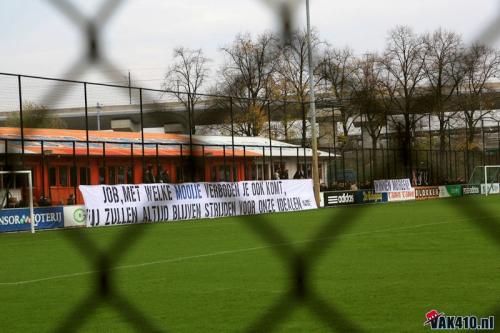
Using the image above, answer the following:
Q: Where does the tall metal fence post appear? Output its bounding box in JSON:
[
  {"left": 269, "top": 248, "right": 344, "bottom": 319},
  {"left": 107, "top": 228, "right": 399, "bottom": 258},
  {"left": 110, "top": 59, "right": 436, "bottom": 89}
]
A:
[
  {"left": 83, "top": 83, "right": 90, "bottom": 177},
  {"left": 18, "top": 75, "right": 25, "bottom": 167},
  {"left": 482, "top": 119, "right": 486, "bottom": 166},
  {"left": 188, "top": 92, "right": 194, "bottom": 182},
  {"left": 179, "top": 144, "right": 183, "bottom": 182},
  {"left": 130, "top": 143, "right": 134, "bottom": 184},
  {"left": 41, "top": 140, "right": 45, "bottom": 197},
  {"left": 139, "top": 88, "right": 145, "bottom": 180},
  {"left": 72, "top": 141, "right": 77, "bottom": 200},
  {"left": 497, "top": 121, "right": 500, "bottom": 164},
  {"left": 202, "top": 145, "right": 206, "bottom": 182},
  {"left": 333, "top": 109, "right": 337, "bottom": 183},
  {"left": 465, "top": 115, "right": 469, "bottom": 180},
  {"left": 230, "top": 97, "right": 236, "bottom": 181},
  {"left": 360, "top": 113, "right": 365, "bottom": 184},
  {"left": 267, "top": 102, "right": 273, "bottom": 177},
  {"left": 243, "top": 146, "right": 247, "bottom": 180},
  {"left": 223, "top": 145, "right": 227, "bottom": 181},
  {"left": 385, "top": 110, "right": 390, "bottom": 177}
]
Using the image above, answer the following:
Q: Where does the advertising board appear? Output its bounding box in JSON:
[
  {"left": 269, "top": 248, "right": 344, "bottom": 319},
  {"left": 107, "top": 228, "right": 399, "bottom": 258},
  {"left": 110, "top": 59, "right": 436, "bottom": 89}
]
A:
[
  {"left": 0, "top": 206, "right": 64, "bottom": 232},
  {"left": 387, "top": 190, "right": 416, "bottom": 202},
  {"left": 415, "top": 186, "right": 440, "bottom": 200},
  {"left": 354, "top": 190, "right": 388, "bottom": 204},
  {"left": 63, "top": 205, "right": 87, "bottom": 227},
  {"left": 462, "top": 184, "right": 481, "bottom": 196},
  {"left": 438, "top": 185, "right": 463, "bottom": 198},
  {"left": 481, "top": 183, "right": 500, "bottom": 195},
  {"left": 323, "top": 191, "right": 356, "bottom": 206}
]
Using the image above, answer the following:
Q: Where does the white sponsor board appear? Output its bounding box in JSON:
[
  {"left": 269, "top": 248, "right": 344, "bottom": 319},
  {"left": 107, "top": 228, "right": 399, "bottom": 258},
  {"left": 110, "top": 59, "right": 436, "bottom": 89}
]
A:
[
  {"left": 481, "top": 183, "right": 500, "bottom": 195},
  {"left": 63, "top": 205, "right": 87, "bottom": 227},
  {"left": 374, "top": 179, "right": 412, "bottom": 193},
  {"left": 80, "top": 180, "right": 317, "bottom": 227},
  {"left": 387, "top": 190, "right": 416, "bottom": 202}
]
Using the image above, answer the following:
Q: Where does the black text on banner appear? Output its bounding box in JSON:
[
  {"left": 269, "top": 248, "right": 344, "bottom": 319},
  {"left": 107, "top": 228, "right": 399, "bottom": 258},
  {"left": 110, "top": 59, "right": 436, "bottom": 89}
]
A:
[{"left": 80, "top": 180, "right": 317, "bottom": 227}]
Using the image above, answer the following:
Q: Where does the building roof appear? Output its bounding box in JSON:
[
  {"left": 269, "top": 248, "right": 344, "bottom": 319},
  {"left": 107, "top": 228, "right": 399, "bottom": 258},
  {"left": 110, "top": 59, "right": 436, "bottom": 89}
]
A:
[{"left": 0, "top": 127, "right": 336, "bottom": 158}]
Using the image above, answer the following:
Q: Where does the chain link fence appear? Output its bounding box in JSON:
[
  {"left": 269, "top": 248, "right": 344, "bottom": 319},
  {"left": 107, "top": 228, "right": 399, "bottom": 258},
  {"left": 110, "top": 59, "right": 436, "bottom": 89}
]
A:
[{"left": 1, "top": 0, "right": 500, "bottom": 331}]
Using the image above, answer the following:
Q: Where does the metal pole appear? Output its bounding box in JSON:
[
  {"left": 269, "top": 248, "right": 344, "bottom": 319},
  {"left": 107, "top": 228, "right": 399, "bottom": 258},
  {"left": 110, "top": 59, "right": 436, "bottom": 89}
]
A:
[
  {"left": 333, "top": 109, "right": 337, "bottom": 182},
  {"left": 243, "top": 146, "right": 247, "bottom": 180},
  {"left": 267, "top": 102, "right": 273, "bottom": 177},
  {"left": 96, "top": 102, "right": 101, "bottom": 131},
  {"left": 497, "top": 121, "right": 500, "bottom": 164},
  {"left": 465, "top": 114, "right": 469, "bottom": 180},
  {"left": 156, "top": 143, "right": 160, "bottom": 179},
  {"left": 102, "top": 142, "right": 106, "bottom": 183},
  {"left": 130, "top": 143, "right": 134, "bottom": 184},
  {"left": 223, "top": 145, "right": 227, "bottom": 181},
  {"left": 385, "top": 110, "right": 390, "bottom": 176},
  {"left": 188, "top": 93, "right": 194, "bottom": 182},
  {"left": 84, "top": 83, "right": 90, "bottom": 169},
  {"left": 139, "top": 88, "right": 145, "bottom": 177},
  {"left": 28, "top": 170, "right": 34, "bottom": 234},
  {"left": 482, "top": 119, "right": 486, "bottom": 165},
  {"left": 41, "top": 141, "right": 45, "bottom": 197},
  {"left": 4, "top": 139, "right": 8, "bottom": 169},
  {"left": 128, "top": 71, "right": 132, "bottom": 105},
  {"left": 448, "top": 124, "right": 452, "bottom": 177},
  {"left": 328, "top": 147, "right": 332, "bottom": 187},
  {"left": 360, "top": 113, "right": 365, "bottom": 184},
  {"left": 18, "top": 75, "right": 25, "bottom": 167},
  {"left": 306, "top": 0, "right": 320, "bottom": 205},
  {"left": 230, "top": 97, "right": 235, "bottom": 181},
  {"left": 202, "top": 145, "right": 206, "bottom": 181},
  {"left": 72, "top": 141, "right": 77, "bottom": 201},
  {"left": 262, "top": 146, "right": 266, "bottom": 180}
]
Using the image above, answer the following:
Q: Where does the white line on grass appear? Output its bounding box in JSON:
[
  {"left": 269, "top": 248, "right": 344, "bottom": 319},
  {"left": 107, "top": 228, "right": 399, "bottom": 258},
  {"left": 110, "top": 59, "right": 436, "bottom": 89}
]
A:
[{"left": 0, "top": 216, "right": 491, "bottom": 286}]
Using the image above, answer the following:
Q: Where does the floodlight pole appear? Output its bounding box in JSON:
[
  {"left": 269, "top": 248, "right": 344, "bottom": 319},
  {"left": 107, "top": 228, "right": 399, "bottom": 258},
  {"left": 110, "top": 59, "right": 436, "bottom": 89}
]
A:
[{"left": 306, "top": 0, "right": 320, "bottom": 206}]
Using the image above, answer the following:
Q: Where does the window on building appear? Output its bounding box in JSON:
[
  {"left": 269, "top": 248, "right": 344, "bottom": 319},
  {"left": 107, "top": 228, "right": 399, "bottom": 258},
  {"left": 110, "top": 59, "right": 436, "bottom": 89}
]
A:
[
  {"left": 176, "top": 166, "right": 183, "bottom": 182},
  {"left": 80, "top": 167, "right": 90, "bottom": 185},
  {"left": 117, "top": 166, "right": 125, "bottom": 184},
  {"left": 70, "top": 166, "right": 77, "bottom": 187},
  {"left": 126, "top": 167, "right": 134, "bottom": 184},
  {"left": 108, "top": 167, "right": 116, "bottom": 185},
  {"left": 59, "top": 166, "right": 68, "bottom": 187},
  {"left": 49, "top": 167, "right": 56, "bottom": 186},
  {"left": 99, "top": 167, "right": 105, "bottom": 185}
]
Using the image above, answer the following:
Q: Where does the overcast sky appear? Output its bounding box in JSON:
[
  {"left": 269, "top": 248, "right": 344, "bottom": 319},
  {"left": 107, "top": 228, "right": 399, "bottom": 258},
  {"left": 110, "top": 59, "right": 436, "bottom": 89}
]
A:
[{"left": 1, "top": 0, "right": 499, "bottom": 90}]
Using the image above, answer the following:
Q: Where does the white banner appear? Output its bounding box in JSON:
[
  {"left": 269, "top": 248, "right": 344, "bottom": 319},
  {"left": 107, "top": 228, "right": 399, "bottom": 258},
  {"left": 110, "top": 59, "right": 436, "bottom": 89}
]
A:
[
  {"left": 80, "top": 180, "right": 317, "bottom": 227},
  {"left": 374, "top": 179, "right": 412, "bottom": 193}
]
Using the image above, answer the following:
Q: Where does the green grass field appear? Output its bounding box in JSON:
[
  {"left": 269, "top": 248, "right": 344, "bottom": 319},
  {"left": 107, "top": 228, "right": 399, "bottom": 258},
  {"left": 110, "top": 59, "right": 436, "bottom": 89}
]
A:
[{"left": 1, "top": 196, "right": 499, "bottom": 332}]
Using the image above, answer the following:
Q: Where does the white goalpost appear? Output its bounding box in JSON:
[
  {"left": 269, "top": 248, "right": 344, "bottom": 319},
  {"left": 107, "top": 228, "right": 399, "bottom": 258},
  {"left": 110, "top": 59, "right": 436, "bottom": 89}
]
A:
[
  {"left": 0, "top": 170, "right": 35, "bottom": 233},
  {"left": 468, "top": 165, "right": 500, "bottom": 196}
]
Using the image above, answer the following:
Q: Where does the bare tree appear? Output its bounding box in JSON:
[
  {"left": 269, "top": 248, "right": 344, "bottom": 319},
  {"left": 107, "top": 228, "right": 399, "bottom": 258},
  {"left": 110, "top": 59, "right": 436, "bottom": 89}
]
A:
[
  {"left": 456, "top": 44, "right": 500, "bottom": 147},
  {"left": 216, "top": 32, "right": 279, "bottom": 136},
  {"left": 380, "top": 25, "right": 427, "bottom": 171},
  {"left": 267, "top": 77, "right": 299, "bottom": 140},
  {"left": 6, "top": 102, "right": 67, "bottom": 129},
  {"left": 163, "top": 47, "right": 210, "bottom": 134},
  {"left": 317, "top": 46, "right": 357, "bottom": 148},
  {"left": 422, "top": 28, "right": 464, "bottom": 180},
  {"left": 350, "top": 54, "right": 387, "bottom": 175},
  {"left": 277, "top": 29, "right": 321, "bottom": 146}
]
